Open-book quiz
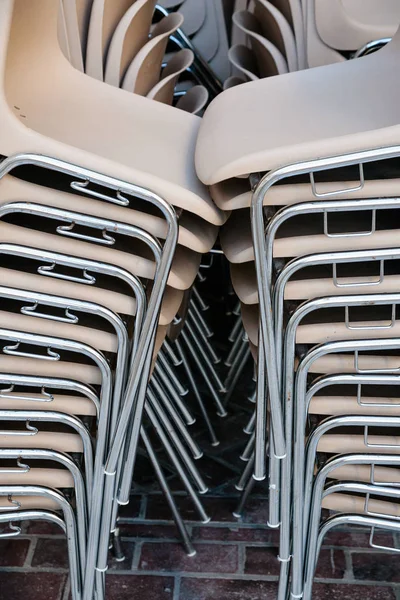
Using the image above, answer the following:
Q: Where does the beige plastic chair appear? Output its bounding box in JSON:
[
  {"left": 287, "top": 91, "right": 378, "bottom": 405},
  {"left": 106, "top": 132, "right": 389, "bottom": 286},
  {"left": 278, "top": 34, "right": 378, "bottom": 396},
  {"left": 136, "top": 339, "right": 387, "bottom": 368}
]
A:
[
  {"left": 0, "top": 324, "right": 167, "bottom": 387},
  {"left": 322, "top": 493, "right": 400, "bottom": 518},
  {"left": 228, "top": 45, "right": 260, "bottom": 81},
  {"left": 179, "top": 0, "right": 206, "bottom": 37},
  {"left": 223, "top": 76, "right": 247, "bottom": 90},
  {"left": 0, "top": 467, "right": 74, "bottom": 488},
  {"left": 252, "top": 0, "right": 298, "bottom": 71},
  {"left": 122, "top": 13, "right": 184, "bottom": 96},
  {"left": 206, "top": 0, "right": 231, "bottom": 82},
  {"left": 195, "top": 27, "right": 400, "bottom": 185},
  {"left": 240, "top": 300, "right": 400, "bottom": 347},
  {"left": 232, "top": 0, "right": 250, "bottom": 46},
  {"left": 147, "top": 49, "right": 194, "bottom": 105},
  {"left": 0, "top": 391, "right": 97, "bottom": 416},
  {"left": 0, "top": 265, "right": 182, "bottom": 326},
  {"left": 210, "top": 174, "right": 400, "bottom": 212},
  {"left": 0, "top": 309, "right": 118, "bottom": 354},
  {"left": 317, "top": 434, "right": 400, "bottom": 456},
  {"left": 104, "top": 0, "right": 157, "bottom": 87},
  {"left": 0, "top": 0, "right": 225, "bottom": 228},
  {"left": 326, "top": 463, "right": 400, "bottom": 485},
  {"left": 0, "top": 174, "right": 220, "bottom": 253},
  {"left": 220, "top": 207, "right": 400, "bottom": 263},
  {"left": 58, "top": 0, "right": 85, "bottom": 72},
  {"left": 231, "top": 259, "right": 400, "bottom": 307},
  {"left": 232, "top": 11, "right": 288, "bottom": 77},
  {"left": 158, "top": 0, "right": 184, "bottom": 8},
  {"left": 303, "top": 0, "right": 345, "bottom": 68},
  {"left": 309, "top": 394, "right": 400, "bottom": 417},
  {"left": 86, "top": 0, "right": 135, "bottom": 80},
  {"left": 314, "top": 0, "right": 399, "bottom": 54},
  {"left": 189, "top": 0, "right": 219, "bottom": 64},
  {"left": 176, "top": 86, "right": 209, "bottom": 115},
  {"left": 0, "top": 219, "right": 200, "bottom": 290}
]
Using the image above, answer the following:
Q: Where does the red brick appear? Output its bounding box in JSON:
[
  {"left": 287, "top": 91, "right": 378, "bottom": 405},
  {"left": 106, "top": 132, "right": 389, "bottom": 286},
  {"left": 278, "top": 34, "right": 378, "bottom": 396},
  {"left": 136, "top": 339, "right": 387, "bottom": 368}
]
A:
[
  {"left": 24, "top": 521, "right": 63, "bottom": 535},
  {"left": 352, "top": 553, "right": 400, "bottom": 583},
  {"left": 0, "top": 539, "right": 30, "bottom": 567},
  {"left": 139, "top": 542, "right": 238, "bottom": 573},
  {"left": 31, "top": 538, "right": 68, "bottom": 569},
  {"left": 109, "top": 542, "right": 135, "bottom": 571},
  {"left": 192, "top": 526, "right": 278, "bottom": 544},
  {"left": 311, "top": 583, "right": 396, "bottom": 599},
  {"left": 244, "top": 546, "right": 280, "bottom": 576},
  {"left": 315, "top": 549, "right": 346, "bottom": 579},
  {"left": 118, "top": 523, "right": 180, "bottom": 540},
  {"left": 105, "top": 575, "right": 174, "bottom": 600},
  {"left": 116, "top": 495, "right": 142, "bottom": 520},
  {"left": 322, "top": 530, "right": 394, "bottom": 548},
  {"left": 0, "top": 572, "right": 66, "bottom": 600},
  {"left": 179, "top": 578, "right": 278, "bottom": 600}
]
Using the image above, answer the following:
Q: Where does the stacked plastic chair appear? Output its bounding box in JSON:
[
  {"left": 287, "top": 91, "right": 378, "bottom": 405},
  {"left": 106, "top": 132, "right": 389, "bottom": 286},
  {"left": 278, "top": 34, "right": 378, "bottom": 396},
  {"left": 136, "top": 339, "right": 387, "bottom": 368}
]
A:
[
  {"left": 158, "top": 0, "right": 231, "bottom": 82},
  {"left": 196, "top": 25, "right": 400, "bottom": 600},
  {"left": 59, "top": 0, "right": 212, "bottom": 113},
  {"left": 0, "top": 1, "right": 227, "bottom": 599},
  {"left": 227, "top": 0, "right": 305, "bottom": 89},
  {"left": 302, "top": 0, "right": 400, "bottom": 67}
]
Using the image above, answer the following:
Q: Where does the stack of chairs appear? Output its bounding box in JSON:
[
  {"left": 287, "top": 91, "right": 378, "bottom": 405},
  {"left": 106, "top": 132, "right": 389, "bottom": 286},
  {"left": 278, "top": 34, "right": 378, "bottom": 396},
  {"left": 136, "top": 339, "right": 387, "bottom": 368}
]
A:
[
  {"left": 227, "top": 0, "right": 400, "bottom": 88},
  {"left": 59, "top": 0, "right": 212, "bottom": 114},
  {"left": 195, "top": 22, "right": 400, "bottom": 600},
  {"left": 227, "top": 0, "right": 305, "bottom": 88},
  {"left": 158, "top": 0, "right": 231, "bottom": 82},
  {"left": 0, "top": 1, "right": 227, "bottom": 599},
  {"left": 302, "top": 0, "right": 400, "bottom": 67}
]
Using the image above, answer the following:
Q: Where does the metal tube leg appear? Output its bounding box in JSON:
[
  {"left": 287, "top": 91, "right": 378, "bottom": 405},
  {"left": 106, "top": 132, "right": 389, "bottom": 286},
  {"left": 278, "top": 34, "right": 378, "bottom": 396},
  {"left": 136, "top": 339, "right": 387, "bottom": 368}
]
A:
[
  {"left": 188, "top": 310, "right": 220, "bottom": 364},
  {"left": 117, "top": 372, "right": 150, "bottom": 507},
  {"left": 181, "top": 330, "right": 227, "bottom": 417},
  {"left": 190, "top": 301, "right": 213, "bottom": 338},
  {"left": 146, "top": 391, "right": 209, "bottom": 494},
  {"left": 233, "top": 473, "right": 256, "bottom": 519},
  {"left": 141, "top": 427, "right": 196, "bottom": 556},
  {"left": 228, "top": 315, "right": 243, "bottom": 343},
  {"left": 244, "top": 411, "right": 256, "bottom": 435},
  {"left": 175, "top": 339, "right": 219, "bottom": 446},
  {"left": 154, "top": 363, "right": 195, "bottom": 425},
  {"left": 184, "top": 321, "right": 226, "bottom": 392},
  {"left": 268, "top": 436, "right": 281, "bottom": 529},
  {"left": 192, "top": 286, "right": 209, "bottom": 311},
  {"left": 236, "top": 454, "right": 255, "bottom": 492},
  {"left": 225, "top": 327, "right": 244, "bottom": 367},
  {"left": 145, "top": 402, "right": 210, "bottom": 523},
  {"left": 224, "top": 343, "right": 251, "bottom": 406},
  {"left": 277, "top": 397, "right": 294, "bottom": 600},
  {"left": 254, "top": 333, "right": 267, "bottom": 481},
  {"left": 241, "top": 432, "right": 255, "bottom": 462},
  {"left": 157, "top": 351, "right": 188, "bottom": 396},
  {"left": 150, "top": 378, "right": 203, "bottom": 459},
  {"left": 163, "top": 340, "right": 183, "bottom": 366}
]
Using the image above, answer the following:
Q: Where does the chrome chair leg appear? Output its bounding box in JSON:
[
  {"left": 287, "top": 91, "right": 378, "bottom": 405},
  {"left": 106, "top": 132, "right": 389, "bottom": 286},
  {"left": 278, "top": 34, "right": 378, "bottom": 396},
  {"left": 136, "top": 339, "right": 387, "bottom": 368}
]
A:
[{"left": 174, "top": 339, "right": 220, "bottom": 446}]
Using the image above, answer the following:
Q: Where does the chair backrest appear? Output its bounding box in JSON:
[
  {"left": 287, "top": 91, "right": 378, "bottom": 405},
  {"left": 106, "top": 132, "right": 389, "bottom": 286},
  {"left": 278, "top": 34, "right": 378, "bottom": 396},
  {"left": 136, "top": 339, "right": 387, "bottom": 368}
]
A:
[
  {"left": 314, "top": 0, "right": 400, "bottom": 52},
  {"left": 253, "top": 0, "right": 298, "bottom": 71},
  {"left": 104, "top": 0, "right": 157, "bottom": 87},
  {"left": 228, "top": 44, "right": 260, "bottom": 81},
  {"left": 176, "top": 85, "right": 209, "bottom": 115},
  {"left": 232, "top": 11, "right": 288, "bottom": 76},
  {"left": 147, "top": 49, "right": 194, "bottom": 104},
  {"left": 0, "top": 1, "right": 217, "bottom": 219},
  {"left": 86, "top": 0, "right": 134, "bottom": 80},
  {"left": 122, "top": 13, "right": 184, "bottom": 96}
]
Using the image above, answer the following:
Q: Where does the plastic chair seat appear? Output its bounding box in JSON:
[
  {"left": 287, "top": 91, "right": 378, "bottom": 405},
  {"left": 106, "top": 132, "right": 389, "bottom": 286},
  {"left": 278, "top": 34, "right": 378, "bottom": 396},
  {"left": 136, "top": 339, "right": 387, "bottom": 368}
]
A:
[
  {"left": 1, "top": 1, "right": 226, "bottom": 226},
  {"left": 195, "top": 31, "right": 400, "bottom": 185}
]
